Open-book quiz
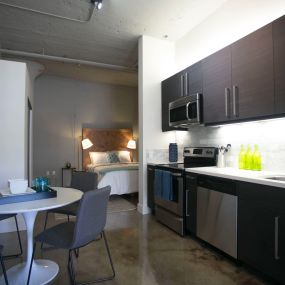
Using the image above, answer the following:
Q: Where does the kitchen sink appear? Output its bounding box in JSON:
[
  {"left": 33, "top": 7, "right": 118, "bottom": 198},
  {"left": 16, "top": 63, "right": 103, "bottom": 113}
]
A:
[{"left": 263, "top": 176, "right": 285, "bottom": 182}]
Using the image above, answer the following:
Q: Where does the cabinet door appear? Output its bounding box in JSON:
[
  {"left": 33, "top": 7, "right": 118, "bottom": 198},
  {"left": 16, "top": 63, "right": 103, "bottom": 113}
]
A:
[
  {"left": 273, "top": 15, "right": 285, "bottom": 114},
  {"left": 231, "top": 24, "right": 274, "bottom": 120},
  {"left": 185, "top": 61, "right": 203, "bottom": 95},
  {"left": 203, "top": 47, "right": 231, "bottom": 124},
  {"left": 238, "top": 182, "right": 285, "bottom": 284},
  {"left": 161, "top": 72, "right": 184, "bottom": 131},
  {"left": 147, "top": 165, "right": 155, "bottom": 212}
]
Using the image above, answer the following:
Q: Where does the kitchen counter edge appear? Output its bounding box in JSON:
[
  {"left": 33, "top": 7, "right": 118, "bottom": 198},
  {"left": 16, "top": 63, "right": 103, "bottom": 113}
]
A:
[{"left": 186, "top": 167, "right": 285, "bottom": 189}]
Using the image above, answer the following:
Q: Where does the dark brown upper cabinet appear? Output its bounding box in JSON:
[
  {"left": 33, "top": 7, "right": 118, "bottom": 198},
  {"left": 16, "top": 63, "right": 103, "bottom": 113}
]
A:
[
  {"left": 273, "top": 15, "right": 285, "bottom": 114},
  {"left": 161, "top": 72, "right": 184, "bottom": 131},
  {"left": 185, "top": 61, "right": 203, "bottom": 95},
  {"left": 161, "top": 62, "right": 203, "bottom": 132},
  {"left": 203, "top": 24, "right": 275, "bottom": 125},
  {"left": 231, "top": 24, "right": 274, "bottom": 120},
  {"left": 162, "top": 15, "right": 285, "bottom": 129},
  {"left": 203, "top": 47, "right": 232, "bottom": 124}
]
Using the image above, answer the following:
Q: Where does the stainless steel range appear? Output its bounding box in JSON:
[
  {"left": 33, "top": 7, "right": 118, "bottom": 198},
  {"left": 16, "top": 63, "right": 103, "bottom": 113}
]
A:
[{"left": 154, "top": 147, "right": 217, "bottom": 236}]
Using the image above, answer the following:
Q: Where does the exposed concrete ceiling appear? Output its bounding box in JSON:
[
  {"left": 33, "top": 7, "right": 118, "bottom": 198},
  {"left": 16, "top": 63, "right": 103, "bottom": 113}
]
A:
[
  {"left": 37, "top": 59, "right": 138, "bottom": 87},
  {"left": 0, "top": 0, "right": 227, "bottom": 85}
]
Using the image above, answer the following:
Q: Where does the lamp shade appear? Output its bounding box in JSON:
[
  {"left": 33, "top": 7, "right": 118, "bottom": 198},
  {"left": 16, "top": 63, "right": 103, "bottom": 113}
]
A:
[
  {"left": 127, "top": 139, "right": 136, "bottom": 149},
  {"left": 82, "top": 138, "right": 93, "bottom": 150}
]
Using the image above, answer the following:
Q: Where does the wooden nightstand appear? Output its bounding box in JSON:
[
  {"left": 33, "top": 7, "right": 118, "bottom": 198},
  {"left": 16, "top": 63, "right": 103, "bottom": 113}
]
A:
[{"left": 62, "top": 167, "right": 76, "bottom": 187}]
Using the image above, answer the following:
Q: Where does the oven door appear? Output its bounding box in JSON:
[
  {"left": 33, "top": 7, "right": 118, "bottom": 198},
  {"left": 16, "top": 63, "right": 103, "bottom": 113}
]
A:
[
  {"left": 154, "top": 170, "right": 184, "bottom": 217},
  {"left": 169, "top": 94, "right": 201, "bottom": 127}
]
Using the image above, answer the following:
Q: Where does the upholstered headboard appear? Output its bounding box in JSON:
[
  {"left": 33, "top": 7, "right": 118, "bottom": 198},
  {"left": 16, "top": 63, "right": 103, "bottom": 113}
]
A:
[{"left": 82, "top": 128, "right": 133, "bottom": 170}]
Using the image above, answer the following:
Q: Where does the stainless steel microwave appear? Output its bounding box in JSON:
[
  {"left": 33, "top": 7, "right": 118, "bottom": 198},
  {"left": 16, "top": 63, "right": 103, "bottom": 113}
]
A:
[{"left": 169, "top": 93, "right": 202, "bottom": 128}]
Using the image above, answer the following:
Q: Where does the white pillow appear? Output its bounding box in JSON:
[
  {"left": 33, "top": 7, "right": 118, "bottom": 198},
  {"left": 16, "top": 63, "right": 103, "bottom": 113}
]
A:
[
  {"left": 117, "top": 150, "right": 131, "bottom": 163},
  {"left": 89, "top": 152, "right": 108, "bottom": 165}
]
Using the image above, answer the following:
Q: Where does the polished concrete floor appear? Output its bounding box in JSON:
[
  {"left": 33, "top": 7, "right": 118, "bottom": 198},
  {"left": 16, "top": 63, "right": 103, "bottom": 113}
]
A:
[{"left": 0, "top": 204, "right": 270, "bottom": 285}]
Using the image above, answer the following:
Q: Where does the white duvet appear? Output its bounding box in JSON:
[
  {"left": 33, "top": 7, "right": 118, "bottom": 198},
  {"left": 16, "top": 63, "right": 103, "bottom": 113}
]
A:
[{"left": 87, "top": 163, "right": 138, "bottom": 195}]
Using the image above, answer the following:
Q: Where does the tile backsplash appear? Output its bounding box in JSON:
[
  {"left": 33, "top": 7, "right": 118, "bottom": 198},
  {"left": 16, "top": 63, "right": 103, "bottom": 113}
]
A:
[{"left": 147, "top": 118, "right": 285, "bottom": 172}]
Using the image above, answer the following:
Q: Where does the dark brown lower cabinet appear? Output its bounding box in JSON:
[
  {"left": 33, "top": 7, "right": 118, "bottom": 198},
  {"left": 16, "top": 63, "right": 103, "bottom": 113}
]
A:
[{"left": 238, "top": 182, "right": 285, "bottom": 284}]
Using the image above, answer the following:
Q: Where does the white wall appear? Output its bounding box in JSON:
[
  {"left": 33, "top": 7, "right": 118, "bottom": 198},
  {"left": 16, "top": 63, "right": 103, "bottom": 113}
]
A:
[
  {"left": 138, "top": 35, "right": 176, "bottom": 214},
  {"left": 0, "top": 60, "right": 27, "bottom": 188},
  {"left": 33, "top": 75, "right": 138, "bottom": 184},
  {"left": 0, "top": 60, "right": 28, "bottom": 232},
  {"left": 176, "top": 0, "right": 285, "bottom": 71}
]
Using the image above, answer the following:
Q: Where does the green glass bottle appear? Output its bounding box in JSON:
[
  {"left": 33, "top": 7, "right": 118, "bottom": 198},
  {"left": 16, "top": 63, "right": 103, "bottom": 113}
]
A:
[
  {"left": 238, "top": 144, "right": 246, "bottom": 169},
  {"left": 244, "top": 145, "right": 253, "bottom": 170},
  {"left": 252, "top": 144, "right": 262, "bottom": 171}
]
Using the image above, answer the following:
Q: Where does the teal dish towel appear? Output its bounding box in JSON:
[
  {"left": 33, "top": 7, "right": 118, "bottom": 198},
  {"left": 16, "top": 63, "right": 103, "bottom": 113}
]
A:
[
  {"left": 154, "top": 169, "right": 163, "bottom": 198},
  {"left": 162, "top": 171, "right": 173, "bottom": 201}
]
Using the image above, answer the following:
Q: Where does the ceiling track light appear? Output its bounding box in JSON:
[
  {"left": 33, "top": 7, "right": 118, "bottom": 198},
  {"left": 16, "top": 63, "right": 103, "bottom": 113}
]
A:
[{"left": 91, "top": 0, "right": 103, "bottom": 10}]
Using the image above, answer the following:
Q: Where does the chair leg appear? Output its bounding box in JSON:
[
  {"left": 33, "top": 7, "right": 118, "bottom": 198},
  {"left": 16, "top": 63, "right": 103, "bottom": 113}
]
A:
[
  {"left": 41, "top": 212, "right": 49, "bottom": 249},
  {"left": 74, "top": 248, "right": 79, "bottom": 258},
  {"left": 0, "top": 253, "right": 9, "bottom": 285},
  {"left": 3, "top": 216, "right": 23, "bottom": 259},
  {"left": 27, "top": 242, "right": 36, "bottom": 285},
  {"left": 67, "top": 231, "right": 115, "bottom": 285},
  {"left": 102, "top": 231, "right": 116, "bottom": 281},
  {"left": 68, "top": 250, "right": 76, "bottom": 285}
]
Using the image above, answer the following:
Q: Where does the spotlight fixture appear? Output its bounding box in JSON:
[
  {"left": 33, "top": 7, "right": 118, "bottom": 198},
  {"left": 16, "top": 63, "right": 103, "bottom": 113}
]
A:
[{"left": 91, "top": 0, "right": 103, "bottom": 10}]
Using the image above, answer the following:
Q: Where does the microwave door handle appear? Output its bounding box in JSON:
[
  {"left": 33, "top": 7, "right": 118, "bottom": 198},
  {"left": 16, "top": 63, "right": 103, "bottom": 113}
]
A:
[
  {"left": 180, "top": 75, "right": 184, "bottom": 97},
  {"left": 185, "top": 72, "right": 188, "bottom": 96},
  {"left": 196, "top": 99, "right": 200, "bottom": 123},
  {"left": 186, "top": 102, "right": 190, "bottom": 120}
]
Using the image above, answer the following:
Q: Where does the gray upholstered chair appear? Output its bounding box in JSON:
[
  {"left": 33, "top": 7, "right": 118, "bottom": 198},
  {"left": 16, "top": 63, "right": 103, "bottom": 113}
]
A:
[
  {"left": 0, "top": 245, "right": 9, "bottom": 285},
  {"left": 28, "top": 186, "right": 115, "bottom": 285},
  {"left": 0, "top": 215, "right": 22, "bottom": 258},
  {"left": 41, "top": 171, "right": 97, "bottom": 249}
]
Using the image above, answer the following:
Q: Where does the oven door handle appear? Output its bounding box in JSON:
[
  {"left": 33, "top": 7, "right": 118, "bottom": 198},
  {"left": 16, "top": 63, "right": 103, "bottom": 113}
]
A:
[{"left": 171, "top": 173, "right": 183, "bottom": 177}]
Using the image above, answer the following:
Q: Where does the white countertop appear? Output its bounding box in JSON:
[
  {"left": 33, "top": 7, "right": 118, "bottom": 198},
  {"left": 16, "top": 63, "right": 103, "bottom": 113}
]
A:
[{"left": 186, "top": 167, "right": 285, "bottom": 189}]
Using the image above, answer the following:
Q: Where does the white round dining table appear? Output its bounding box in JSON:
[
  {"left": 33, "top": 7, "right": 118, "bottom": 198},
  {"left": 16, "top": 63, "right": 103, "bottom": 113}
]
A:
[{"left": 0, "top": 187, "right": 83, "bottom": 285}]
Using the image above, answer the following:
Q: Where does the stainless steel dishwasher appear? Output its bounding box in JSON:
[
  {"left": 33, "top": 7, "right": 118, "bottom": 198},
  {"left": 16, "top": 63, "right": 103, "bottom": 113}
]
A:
[{"left": 196, "top": 175, "right": 237, "bottom": 258}]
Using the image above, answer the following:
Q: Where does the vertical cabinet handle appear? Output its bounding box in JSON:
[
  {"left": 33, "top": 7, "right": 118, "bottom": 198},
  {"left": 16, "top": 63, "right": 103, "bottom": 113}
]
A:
[
  {"left": 275, "top": 216, "right": 280, "bottom": 260},
  {"left": 225, "top": 88, "right": 230, "bottom": 118},
  {"left": 185, "top": 72, "right": 188, "bottom": 96},
  {"left": 233, "top": 85, "right": 238, "bottom": 117},
  {"left": 180, "top": 75, "right": 184, "bottom": 97},
  {"left": 185, "top": 190, "right": 190, "bottom": 217}
]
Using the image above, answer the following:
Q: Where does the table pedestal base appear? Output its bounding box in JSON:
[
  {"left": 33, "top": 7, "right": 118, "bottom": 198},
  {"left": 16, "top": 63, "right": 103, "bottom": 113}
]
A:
[{"left": 0, "top": 259, "right": 59, "bottom": 285}]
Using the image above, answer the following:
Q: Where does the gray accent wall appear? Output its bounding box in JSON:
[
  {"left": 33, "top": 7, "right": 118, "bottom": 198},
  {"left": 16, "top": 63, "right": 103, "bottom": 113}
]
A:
[{"left": 33, "top": 75, "right": 138, "bottom": 185}]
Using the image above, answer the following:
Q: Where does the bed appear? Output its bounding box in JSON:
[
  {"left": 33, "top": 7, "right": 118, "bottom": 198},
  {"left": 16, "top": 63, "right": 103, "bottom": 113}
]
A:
[{"left": 82, "top": 128, "right": 138, "bottom": 196}]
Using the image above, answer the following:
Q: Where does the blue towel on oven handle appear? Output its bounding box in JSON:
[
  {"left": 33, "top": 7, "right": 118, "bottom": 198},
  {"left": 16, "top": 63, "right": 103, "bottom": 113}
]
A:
[
  {"left": 162, "top": 171, "right": 173, "bottom": 201},
  {"left": 154, "top": 169, "right": 163, "bottom": 198}
]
